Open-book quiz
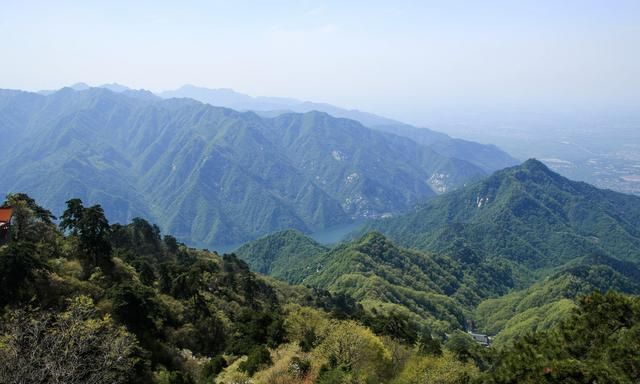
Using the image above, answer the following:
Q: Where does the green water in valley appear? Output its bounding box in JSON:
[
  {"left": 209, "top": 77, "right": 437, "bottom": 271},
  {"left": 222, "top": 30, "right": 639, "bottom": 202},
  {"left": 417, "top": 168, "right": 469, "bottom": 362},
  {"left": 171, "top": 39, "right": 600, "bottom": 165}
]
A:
[
  {"left": 308, "top": 220, "right": 365, "bottom": 245},
  {"left": 207, "top": 220, "right": 366, "bottom": 254}
]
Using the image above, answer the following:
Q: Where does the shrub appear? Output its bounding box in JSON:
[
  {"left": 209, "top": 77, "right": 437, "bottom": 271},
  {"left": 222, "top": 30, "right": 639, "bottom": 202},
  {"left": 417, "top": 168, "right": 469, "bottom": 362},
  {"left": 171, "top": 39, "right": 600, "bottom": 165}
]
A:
[{"left": 239, "top": 345, "right": 272, "bottom": 375}]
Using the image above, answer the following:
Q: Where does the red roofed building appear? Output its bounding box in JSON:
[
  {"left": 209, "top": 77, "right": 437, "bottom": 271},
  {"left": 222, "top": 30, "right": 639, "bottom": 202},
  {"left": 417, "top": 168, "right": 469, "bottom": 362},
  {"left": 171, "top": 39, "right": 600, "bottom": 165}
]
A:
[{"left": 0, "top": 207, "right": 13, "bottom": 244}]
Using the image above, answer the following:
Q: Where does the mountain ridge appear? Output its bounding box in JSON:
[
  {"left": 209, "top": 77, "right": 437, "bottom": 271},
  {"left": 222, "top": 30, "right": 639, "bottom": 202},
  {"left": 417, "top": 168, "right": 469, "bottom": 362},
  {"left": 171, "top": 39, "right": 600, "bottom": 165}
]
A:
[
  {"left": 159, "top": 84, "right": 519, "bottom": 171},
  {"left": 0, "top": 87, "right": 489, "bottom": 246},
  {"left": 35, "top": 83, "right": 519, "bottom": 173},
  {"left": 360, "top": 159, "right": 640, "bottom": 269}
]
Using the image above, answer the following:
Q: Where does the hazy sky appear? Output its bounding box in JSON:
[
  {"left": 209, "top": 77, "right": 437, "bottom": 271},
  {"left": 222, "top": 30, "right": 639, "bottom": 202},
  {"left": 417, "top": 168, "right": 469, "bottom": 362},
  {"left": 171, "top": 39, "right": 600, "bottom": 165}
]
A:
[{"left": 2, "top": 0, "right": 639, "bottom": 125}]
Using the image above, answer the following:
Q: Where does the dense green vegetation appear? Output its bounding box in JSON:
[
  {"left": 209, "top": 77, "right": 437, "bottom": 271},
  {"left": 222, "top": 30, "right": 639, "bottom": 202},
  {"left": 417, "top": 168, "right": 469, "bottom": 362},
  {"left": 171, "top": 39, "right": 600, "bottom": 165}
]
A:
[
  {"left": 301, "top": 232, "right": 522, "bottom": 310},
  {"left": 1, "top": 188, "right": 639, "bottom": 382},
  {"left": 361, "top": 159, "right": 640, "bottom": 269},
  {"left": 239, "top": 227, "right": 631, "bottom": 347},
  {"left": 237, "top": 228, "right": 640, "bottom": 352},
  {"left": 474, "top": 253, "right": 640, "bottom": 346},
  {"left": 482, "top": 291, "right": 640, "bottom": 383},
  {"left": 159, "top": 85, "right": 518, "bottom": 174},
  {"left": 354, "top": 160, "right": 640, "bottom": 343},
  {"left": 0, "top": 87, "right": 493, "bottom": 247},
  {"left": 234, "top": 229, "right": 327, "bottom": 283},
  {"left": 0, "top": 193, "right": 492, "bottom": 383},
  {"left": 236, "top": 230, "right": 523, "bottom": 333},
  {"left": 237, "top": 161, "right": 640, "bottom": 349},
  {"left": 0, "top": 193, "right": 293, "bottom": 382},
  {"left": 301, "top": 232, "right": 466, "bottom": 332},
  {"left": 370, "top": 123, "right": 517, "bottom": 173}
]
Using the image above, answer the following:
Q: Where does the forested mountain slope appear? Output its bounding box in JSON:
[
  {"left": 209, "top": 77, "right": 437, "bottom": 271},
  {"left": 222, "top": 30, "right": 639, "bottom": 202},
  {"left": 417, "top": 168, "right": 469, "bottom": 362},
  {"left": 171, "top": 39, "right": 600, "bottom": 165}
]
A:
[
  {"left": 234, "top": 229, "right": 327, "bottom": 283},
  {"left": 236, "top": 231, "right": 523, "bottom": 331},
  {"left": 0, "top": 193, "right": 475, "bottom": 383},
  {"left": 160, "top": 85, "right": 518, "bottom": 173},
  {"left": 0, "top": 87, "right": 487, "bottom": 246},
  {"left": 474, "top": 253, "right": 640, "bottom": 346},
  {"left": 370, "top": 123, "right": 518, "bottom": 173},
  {"left": 361, "top": 159, "right": 640, "bottom": 270},
  {"left": 236, "top": 161, "right": 640, "bottom": 347}
]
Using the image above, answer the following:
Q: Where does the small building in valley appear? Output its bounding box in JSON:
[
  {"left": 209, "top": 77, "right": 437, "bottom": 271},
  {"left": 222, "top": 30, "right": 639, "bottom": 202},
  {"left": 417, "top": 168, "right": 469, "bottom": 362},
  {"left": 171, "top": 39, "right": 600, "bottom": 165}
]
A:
[
  {"left": 468, "top": 331, "right": 493, "bottom": 347},
  {"left": 0, "top": 207, "right": 14, "bottom": 245}
]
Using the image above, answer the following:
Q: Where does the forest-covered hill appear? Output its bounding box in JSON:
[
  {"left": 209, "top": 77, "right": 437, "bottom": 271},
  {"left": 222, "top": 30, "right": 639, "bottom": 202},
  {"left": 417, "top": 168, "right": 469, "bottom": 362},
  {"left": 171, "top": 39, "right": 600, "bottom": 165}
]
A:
[{"left": 361, "top": 159, "right": 640, "bottom": 270}]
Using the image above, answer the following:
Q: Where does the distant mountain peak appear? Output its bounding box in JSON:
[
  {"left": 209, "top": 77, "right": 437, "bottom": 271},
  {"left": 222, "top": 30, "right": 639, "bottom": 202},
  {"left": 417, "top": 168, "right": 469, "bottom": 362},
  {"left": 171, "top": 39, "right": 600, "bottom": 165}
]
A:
[
  {"left": 69, "top": 82, "right": 90, "bottom": 91},
  {"left": 481, "top": 158, "right": 560, "bottom": 190},
  {"left": 352, "top": 232, "right": 401, "bottom": 259},
  {"left": 501, "top": 157, "right": 566, "bottom": 187},
  {"left": 521, "top": 158, "right": 551, "bottom": 172},
  {"left": 99, "top": 83, "right": 131, "bottom": 93},
  {"left": 357, "top": 231, "right": 391, "bottom": 246},
  {"left": 177, "top": 84, "right": 236, "bottom": 93},
  {"left": 56, "top": 82, "right": 136, "bottom": 94}
]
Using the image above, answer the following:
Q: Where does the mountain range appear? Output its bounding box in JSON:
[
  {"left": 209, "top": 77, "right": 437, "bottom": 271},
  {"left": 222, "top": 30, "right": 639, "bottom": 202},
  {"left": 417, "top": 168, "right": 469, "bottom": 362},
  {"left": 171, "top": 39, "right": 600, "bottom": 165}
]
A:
[
  {"left": 159, "top": 85, "right": 519, "bottom": 173},
  {"left": 234, "top": 160, "right": 640, "bottom": 340},
  {"left": 158, "top": 84, "right": 403, "bottom": 126},
  {"left": 0, "top": 85, "right": 515, "bottom": 246},
  {"left": 46, "top": 83, "right": 519, "bottom": 173}
]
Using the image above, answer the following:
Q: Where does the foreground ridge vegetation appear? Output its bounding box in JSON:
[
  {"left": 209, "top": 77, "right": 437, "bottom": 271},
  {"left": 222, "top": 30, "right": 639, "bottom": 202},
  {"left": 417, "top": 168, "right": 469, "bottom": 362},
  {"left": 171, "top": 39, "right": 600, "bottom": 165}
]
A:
[{"left": 1, "top": 192, "right": 639, "bottom": 383}]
